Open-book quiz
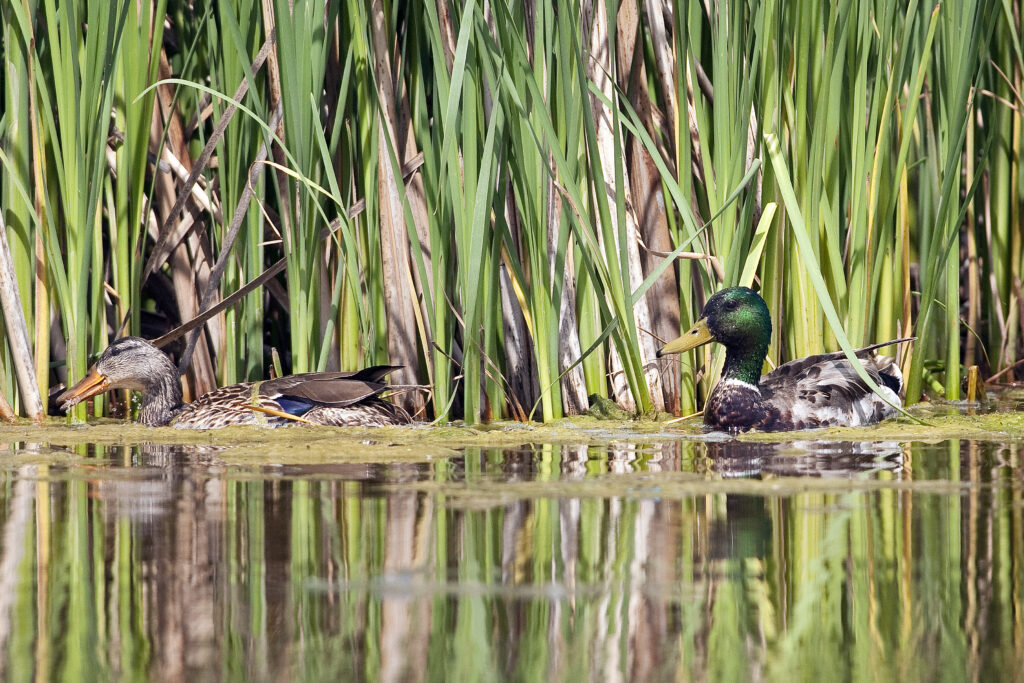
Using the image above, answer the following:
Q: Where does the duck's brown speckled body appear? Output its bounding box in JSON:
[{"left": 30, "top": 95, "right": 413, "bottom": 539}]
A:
[
  {"left": 58, "top": 337, "right": 411, "bottom": 428},
  {"left": 658, "top": 287, "right": 910, "bottom": 432}
]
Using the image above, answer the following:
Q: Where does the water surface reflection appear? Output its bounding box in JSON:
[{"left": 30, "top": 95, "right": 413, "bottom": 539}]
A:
[{"left": 0, "top": 437, "right": 1020, "bottom": 681}]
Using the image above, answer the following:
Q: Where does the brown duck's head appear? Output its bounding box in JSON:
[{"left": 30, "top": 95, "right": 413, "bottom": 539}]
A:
[{"left": 57, "top": 337, "right": 179, "bottom": 412}]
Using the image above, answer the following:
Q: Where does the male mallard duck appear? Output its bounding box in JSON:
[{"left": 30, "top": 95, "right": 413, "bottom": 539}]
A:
[
  {"left": 57, "top": 337, "right": 412, "bottom": 428},
  {"left": 657, "top": 287, "right": 910, "bottom": 432}
]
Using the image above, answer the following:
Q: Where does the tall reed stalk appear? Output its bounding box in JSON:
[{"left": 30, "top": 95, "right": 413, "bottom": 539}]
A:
[{"left": 0, "top": 1, "right": 1019, "bottom": 422}]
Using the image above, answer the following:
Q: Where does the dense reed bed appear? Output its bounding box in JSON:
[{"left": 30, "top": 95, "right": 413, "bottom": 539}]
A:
[{"left": 0, "top": 1, "right": 1021, "bottom": 423}]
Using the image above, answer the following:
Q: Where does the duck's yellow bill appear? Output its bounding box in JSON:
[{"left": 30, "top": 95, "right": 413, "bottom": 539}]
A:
[{"left": 657, "top": 318, "right": 714, "bottom": 356}]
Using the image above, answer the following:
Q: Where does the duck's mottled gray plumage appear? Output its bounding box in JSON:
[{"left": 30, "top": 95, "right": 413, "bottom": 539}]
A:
[
  {"left": 703, "top": 346, "right": 905, "bottom": 431},
  {"left": 658, "top": 287, "right": 910, "bottom": 433},
  {"left": 58, "top": 337, "right": 411, "bottom": 428}
]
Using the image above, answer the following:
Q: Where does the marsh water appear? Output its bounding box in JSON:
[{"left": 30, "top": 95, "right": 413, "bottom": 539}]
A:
[{"left": 0, "top": 411, "right": 1021, "bottom": 682}]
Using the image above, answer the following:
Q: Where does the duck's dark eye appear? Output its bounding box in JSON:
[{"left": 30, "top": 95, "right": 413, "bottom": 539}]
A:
[{"left": 724, "top": 299, "right": 739, "bottom": 311}]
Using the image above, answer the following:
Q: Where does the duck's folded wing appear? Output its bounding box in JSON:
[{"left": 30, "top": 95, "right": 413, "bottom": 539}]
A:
[
  {"left": 760, "top": 352, "right": 902, "bottom": 426},
  {"left": 259, "top": 365, "right": 403, "bottom": 407},
  {"left": 764, "top": 351, "right": 900, "bottom": 394}
]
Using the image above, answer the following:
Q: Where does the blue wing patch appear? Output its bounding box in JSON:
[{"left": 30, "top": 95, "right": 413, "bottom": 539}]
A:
[{"left": 275, "top": 396, "right": 314, "bottom": 417}]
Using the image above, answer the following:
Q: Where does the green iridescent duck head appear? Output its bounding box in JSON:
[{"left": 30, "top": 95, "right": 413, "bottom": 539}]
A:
[{"left": 657, "top": 287, "right": 772, "bottom": 385}]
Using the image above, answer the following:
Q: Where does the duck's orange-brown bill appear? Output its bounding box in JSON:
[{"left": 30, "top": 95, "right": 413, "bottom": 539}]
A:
[
  {"left": 57, "top": 367, "right": 111, "bottom": 411},
  {"left": 657, "top": 318, "right": 714, "bottom": 356}
]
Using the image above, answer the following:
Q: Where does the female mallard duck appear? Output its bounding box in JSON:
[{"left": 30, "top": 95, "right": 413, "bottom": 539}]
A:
[
  {"left": 657, "top": 287, "right": 910, "bottom": 432},
  {"left": 57, "top": 337, "right": 412, "bottom": 428}
]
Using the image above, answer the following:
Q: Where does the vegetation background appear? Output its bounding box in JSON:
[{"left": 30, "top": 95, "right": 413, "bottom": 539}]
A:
[{"left": 0, "top": 0, "right": 1021, "bottom": 424}]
